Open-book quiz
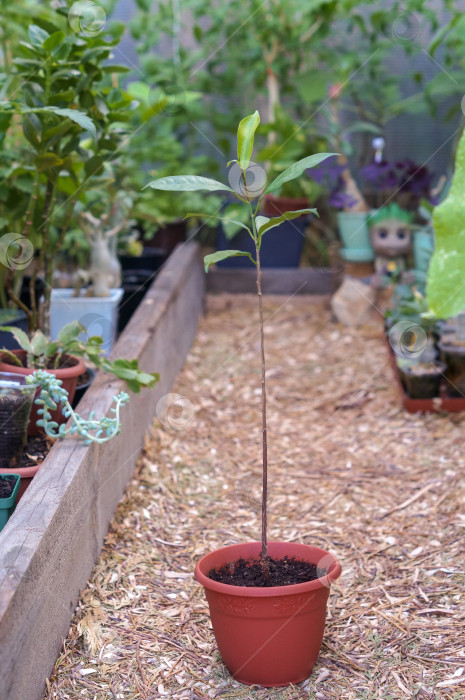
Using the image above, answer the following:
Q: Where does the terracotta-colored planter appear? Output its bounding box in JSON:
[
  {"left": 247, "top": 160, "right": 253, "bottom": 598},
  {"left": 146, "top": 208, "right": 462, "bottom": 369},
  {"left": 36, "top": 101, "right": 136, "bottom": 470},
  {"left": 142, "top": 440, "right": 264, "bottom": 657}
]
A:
[
  {"left": 262, "top": 194, "right": 309, "bottom": 218},
  {"left": 195, "top": 541, "right": 341, "bottom": 687},
  {"left": 0, "top": 463, "right": 41, "bottom": 501},
  {"left": 0, "top": 351, "right": 86, "bottom": 436}
]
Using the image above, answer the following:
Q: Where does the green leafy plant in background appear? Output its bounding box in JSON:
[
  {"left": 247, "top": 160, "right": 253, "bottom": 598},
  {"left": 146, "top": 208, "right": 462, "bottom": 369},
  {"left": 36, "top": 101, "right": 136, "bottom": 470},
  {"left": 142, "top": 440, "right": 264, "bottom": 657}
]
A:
[
  {"left": 426, "top": 127, "right": 465, "bottom": 319},
  {"left": 146, "top": 111, "right": 335, "bottom": 573},
  {"left": 0, "top": 2, "right": 133, "bottom": 334},
  {"left": 0, "top": 320, "right": 159, "bottom": 393},
  {"left": 27, "top": 370, "right": 129, "bottom": 444},
  {"left": 126, "top": 0, "right": 222, "bottom": 241}
]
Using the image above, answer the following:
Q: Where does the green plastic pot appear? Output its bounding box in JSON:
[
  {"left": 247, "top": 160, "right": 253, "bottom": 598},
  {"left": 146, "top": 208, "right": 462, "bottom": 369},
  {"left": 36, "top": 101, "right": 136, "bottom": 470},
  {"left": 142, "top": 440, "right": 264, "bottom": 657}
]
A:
[
  {"left": 413, "top": 229, "right": 434, "bottom": 273},
  {"left": 337, "top": 211, "right": 374, "bottom": 262},
  {"left": 0, "top": 473, "right": 21, "bottom": 531}
]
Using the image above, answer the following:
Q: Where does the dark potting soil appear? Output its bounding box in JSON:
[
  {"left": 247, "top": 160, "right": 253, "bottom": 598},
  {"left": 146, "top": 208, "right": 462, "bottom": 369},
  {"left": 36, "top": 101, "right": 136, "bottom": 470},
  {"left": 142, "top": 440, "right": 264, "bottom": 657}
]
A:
[
  {"left": 0, "top": 391, "right": 34, "bottom": 468},
  {"left": 76, "top": 369, "right": 92, "bottom": 387},
  {"left": 18, "top": 435, "right": 52, "bottom": 469},
  {"left": 207, "top": 556, "right": 322, "bottom": 587},
  {"left": 0, "top": 475, "right": 17, "bottom": 499}
]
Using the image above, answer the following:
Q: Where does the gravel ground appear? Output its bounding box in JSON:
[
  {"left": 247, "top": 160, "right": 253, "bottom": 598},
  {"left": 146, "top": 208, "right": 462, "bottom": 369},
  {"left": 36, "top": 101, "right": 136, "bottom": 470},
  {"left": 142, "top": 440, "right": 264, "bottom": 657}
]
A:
[{"left": 44, "top": 294, "right": 465, "bottom": 700}]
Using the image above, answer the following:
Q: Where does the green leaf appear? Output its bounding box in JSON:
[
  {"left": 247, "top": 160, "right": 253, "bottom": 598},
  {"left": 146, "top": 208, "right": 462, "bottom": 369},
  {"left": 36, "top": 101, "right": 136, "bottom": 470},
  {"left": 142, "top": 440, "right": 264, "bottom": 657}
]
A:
[
  {"left": 204, "top": 250, "right": 255, "bottom": 272},
  {"left": 255, "top": 216, "right": 269, "bottom": 232},
  {"left": 22, "top": 113, "right": 42, "bottom": 150},
  {"left": 145, "top": 175, "right": 233, "bottom": 193},
  {"left": 35, "top": 152, "right": 63, "bottom": 172},
  {"left": 41, "top": 107, "right": 96, "bottom": 137},
  {"left": 257, "top": 209, "right": 317, "bottom": 235},
  {"left": 0, "top": 326, "right": 32, "bottom": 353},
  {"left": 426, "top": 128, "right": 465, "bottom": 318},
  {"left": 57, "top": 321, "right": 85, "bottom": 346},
  {"left": 265, "top": 153, "right": 338, "bottom": 195},
  {"left": 0, "top": 349, "right": 22, "bottom": 366},
  {"left": 30, "top": 331, "right": 49, "bottom": 358},
  {"left": 84, "top": 155, "right": 104, "bottom": 177},
  {"left": 237, "top": 110, "right": 260, "bottom": 169},
  {"left": 43, "top": 30, "right": 65, "bottom": 52},
  {"left": 28, "top": 24, "right": 49, "bottom": 48}
]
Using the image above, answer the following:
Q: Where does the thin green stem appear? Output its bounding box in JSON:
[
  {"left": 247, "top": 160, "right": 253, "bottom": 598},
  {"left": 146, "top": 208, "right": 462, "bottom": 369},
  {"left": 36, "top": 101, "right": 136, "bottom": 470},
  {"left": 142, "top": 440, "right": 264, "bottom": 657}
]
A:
[{"left": 249, "top": 200, "right": 269, "bottom": 574}]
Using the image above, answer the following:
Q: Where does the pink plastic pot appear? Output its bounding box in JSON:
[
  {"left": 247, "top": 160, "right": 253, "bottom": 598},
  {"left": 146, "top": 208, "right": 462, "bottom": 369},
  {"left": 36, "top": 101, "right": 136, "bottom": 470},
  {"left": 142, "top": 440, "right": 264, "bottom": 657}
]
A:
[{"left": 195, "top": 541, "right": 341, "bottom": 687}]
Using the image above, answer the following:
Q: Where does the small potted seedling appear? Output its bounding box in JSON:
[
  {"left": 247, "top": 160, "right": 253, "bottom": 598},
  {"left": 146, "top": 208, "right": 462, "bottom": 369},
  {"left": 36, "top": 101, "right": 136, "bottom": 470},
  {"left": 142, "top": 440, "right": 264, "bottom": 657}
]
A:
[
  {"left": 146, "top": 112, "right": 341, "bottom": 687},
  {"left": 387, "top": 288, "right": 445, "bottom": 400}
]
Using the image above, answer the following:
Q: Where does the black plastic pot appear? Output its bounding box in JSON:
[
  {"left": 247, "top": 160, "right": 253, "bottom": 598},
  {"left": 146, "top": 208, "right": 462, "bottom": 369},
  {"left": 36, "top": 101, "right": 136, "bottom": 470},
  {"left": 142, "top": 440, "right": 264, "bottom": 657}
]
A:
[
  {"left": 118, "top": 269, "right": 155, "bottom": 333},
  {"left": 399, "top": 362, "right": 446, "bottom": 399},
  {"left": 216, "top": 216, "right": 308, "bottom": 268},
  {"left": 72, "top": 367, "right": 97, "bottom": 409},
  {"left": 20, "top": 275, "right": 45, "bottom": 310},
  {"left": 119, "top": 247, "right": 166, "bottom": 273},
  {"left": 0, "top": 309, "right": 28, "bottom": 350},
  {"left": 438, "top": 341, "right": 465, "bottom": 396},
  {"left": 144, "top": 221, "right": 187, "bottom": 257}
]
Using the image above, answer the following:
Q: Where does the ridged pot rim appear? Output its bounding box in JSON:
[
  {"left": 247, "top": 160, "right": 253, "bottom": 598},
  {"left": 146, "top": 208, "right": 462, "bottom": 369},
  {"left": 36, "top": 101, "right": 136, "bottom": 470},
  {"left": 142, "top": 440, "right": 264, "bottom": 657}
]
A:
[
  {"left": 195, "top": 541, "right": 342, "bottom": 597},
  {"left": 0, "top": 351, "right": 86, "bottom": 379}
]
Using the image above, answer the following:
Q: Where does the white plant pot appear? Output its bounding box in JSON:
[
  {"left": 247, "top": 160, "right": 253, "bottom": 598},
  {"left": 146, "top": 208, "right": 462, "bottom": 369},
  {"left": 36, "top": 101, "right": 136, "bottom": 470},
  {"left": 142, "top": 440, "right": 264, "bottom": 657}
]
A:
[{"left": 50, "top": 288, "right": 123, "bottom": 355}]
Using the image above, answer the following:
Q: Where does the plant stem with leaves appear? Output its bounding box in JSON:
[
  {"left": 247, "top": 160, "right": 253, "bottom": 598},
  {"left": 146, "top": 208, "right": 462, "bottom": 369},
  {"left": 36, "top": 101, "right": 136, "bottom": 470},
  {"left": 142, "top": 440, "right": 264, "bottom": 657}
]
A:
[{"left": 146, "top": 110, "right": 336, "bottom": 571}]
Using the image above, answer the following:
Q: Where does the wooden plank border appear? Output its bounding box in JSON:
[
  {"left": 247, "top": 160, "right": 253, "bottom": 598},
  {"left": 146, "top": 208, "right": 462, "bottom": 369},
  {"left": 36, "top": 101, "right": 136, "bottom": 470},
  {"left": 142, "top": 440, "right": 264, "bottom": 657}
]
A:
[
  {"left": 0, "top": 243, "right": 205, "bottom": 700},
  {"left": 206, "top": 266, "right": 343, "bottom": 295}
]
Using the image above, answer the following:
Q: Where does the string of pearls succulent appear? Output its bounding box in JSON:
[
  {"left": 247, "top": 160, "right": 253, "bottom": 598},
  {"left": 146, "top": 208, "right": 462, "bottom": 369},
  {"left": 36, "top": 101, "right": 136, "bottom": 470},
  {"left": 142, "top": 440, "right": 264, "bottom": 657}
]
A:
[{"left": 26, "top": 370, "right": 129, "bottom": 445}]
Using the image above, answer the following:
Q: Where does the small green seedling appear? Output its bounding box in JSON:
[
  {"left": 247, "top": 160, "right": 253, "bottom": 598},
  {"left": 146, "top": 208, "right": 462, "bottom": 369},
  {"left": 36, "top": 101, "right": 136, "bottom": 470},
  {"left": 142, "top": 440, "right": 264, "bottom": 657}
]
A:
[{"left": 146, "top": 111, "right": 336, "bottom": 572}]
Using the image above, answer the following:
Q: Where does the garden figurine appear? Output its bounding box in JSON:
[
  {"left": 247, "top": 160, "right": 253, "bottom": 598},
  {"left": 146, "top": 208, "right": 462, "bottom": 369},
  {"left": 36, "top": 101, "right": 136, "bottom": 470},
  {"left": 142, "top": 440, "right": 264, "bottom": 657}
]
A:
[{"left": 369, "top": 204, "right": 414, "bottom": 281}]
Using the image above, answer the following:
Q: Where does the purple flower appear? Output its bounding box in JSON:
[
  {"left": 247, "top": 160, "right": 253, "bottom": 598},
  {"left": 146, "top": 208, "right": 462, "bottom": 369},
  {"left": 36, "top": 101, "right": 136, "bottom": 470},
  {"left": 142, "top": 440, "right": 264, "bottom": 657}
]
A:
[
  {"left": 306, "top": 158, "right": 357, "bottom": 210},
  {"left": 361, "top": 158, "right": 435, "bottom": 200}
]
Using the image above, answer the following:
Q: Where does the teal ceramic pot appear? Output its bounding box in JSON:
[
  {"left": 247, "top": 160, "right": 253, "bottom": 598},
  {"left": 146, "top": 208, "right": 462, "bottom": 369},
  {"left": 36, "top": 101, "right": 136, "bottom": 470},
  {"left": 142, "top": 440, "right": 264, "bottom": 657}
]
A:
[
  {"left": 413, "top": 229, "right": 434, "bottom": 273},
  {"left": 337, "top": 211, "right": 374, "bottom": 262}
]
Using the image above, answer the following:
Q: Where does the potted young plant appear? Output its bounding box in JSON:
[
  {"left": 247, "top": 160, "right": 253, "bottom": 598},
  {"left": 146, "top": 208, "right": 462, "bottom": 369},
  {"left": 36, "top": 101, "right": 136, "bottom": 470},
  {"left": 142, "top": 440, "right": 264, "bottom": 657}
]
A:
[
  {"left": 0, "top": 321, "right": 158, "bottom": 436},
  {"left": 0, "top": 365, "right": 139, "bottom": 502},
  {"left": 0, "top": 12, "right": 133, "bottom": 339},
  {"left": 147, "top": 111, "right": 341, "bottom": 687},
  {"left": 50, "top": 207, "right": 125, "bottom": 354}
]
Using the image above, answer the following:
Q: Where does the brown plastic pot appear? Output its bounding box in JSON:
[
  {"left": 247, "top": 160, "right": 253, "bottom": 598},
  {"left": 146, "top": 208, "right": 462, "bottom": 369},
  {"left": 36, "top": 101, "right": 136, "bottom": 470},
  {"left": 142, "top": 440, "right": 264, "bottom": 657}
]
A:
[
  {"left": 0, "top": 351, "right": 86, "bottom": 436},
  {"left": 195, "top": 541, "right": 341, "bottom": 687},
  {"left": 262, "top": 194, "right": 309, "bottom": 218},
  {"left": 0, "top": 463, "right": 41, "bottom": 501}
]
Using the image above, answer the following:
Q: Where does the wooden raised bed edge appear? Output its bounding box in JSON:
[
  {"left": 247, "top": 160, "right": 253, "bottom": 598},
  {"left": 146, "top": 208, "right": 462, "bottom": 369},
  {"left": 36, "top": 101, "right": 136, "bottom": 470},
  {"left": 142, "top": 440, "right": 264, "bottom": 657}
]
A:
[
  {"left": 0, "top": 243, "right": 205, "bottom": 700},
  {"left": 206, "top": 266, "right": 343, "bottom": 295}
]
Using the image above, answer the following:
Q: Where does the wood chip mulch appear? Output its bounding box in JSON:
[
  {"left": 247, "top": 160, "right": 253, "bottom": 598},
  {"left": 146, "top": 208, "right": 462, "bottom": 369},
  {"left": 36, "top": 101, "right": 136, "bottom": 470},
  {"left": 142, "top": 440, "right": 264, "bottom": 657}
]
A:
[{"left": 44, "top": 294, "right": 465, "bottom": 699}]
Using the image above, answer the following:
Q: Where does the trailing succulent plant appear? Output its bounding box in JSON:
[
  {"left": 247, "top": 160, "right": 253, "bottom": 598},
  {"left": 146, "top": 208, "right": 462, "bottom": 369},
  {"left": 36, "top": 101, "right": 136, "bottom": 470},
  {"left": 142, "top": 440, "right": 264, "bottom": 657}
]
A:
[
  {"left": 27, "top": 370, "right": 129, "bottom": 445},
  {"left": 0, "top": 320, "right": 158, "bottom": 393}
]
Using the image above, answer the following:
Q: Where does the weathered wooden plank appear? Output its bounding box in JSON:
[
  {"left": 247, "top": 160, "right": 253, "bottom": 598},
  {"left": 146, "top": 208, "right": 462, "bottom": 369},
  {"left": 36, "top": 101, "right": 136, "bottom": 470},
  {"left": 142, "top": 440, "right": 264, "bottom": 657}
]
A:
[
  {"left": 206, "top": 267, "right": 343, "bottom": 295},
  {"left": 0, "top": 243, "right": 205, "bottom": 700}
]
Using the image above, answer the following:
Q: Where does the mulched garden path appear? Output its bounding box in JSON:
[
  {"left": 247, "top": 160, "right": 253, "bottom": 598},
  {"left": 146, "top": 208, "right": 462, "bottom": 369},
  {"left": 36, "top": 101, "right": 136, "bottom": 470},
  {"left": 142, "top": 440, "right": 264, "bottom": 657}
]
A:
[{"left": 44, "top": 294, "right": 465, "bottom": 700}]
